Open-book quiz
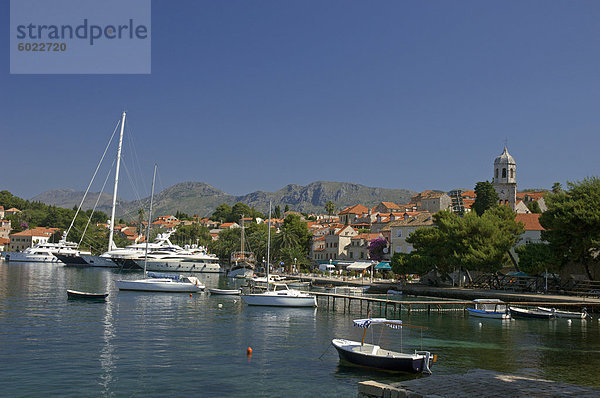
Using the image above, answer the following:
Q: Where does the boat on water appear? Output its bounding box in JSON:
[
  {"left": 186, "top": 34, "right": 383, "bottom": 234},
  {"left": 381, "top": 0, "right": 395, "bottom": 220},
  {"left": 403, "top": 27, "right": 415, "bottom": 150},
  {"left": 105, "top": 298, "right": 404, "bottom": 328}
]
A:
[
  {"left": 509, "top": 306, "right": 556, "bottom": 319},
  {"left": 92, "top": 230, "right": 180, "bottom": 269},
  {"left": 387, "top": 289, "right": 403, "bottom": 295},
  {"left": 227, "top": 216, "right": 255, "bottom": 278},
  {"left": 67, "top": 289, "right": 108, "bottom": 300},
  {"left": 115, "top": 272, "right": 204, "bottom": 292},
  {"left": 537, "top": 306, "right": 590, "bottom": 319},
  {"left": 134, "top": 246, "right": 221, "bottom": 273},
  {"left": 208, "top": 288, "right": 241, "bottom": 295},
  {"left": 287, "top": 280, "right": 311, "bottom": 289},
  {"left": 2, "top": 232, "right": 90, "bottom": 264},
  {"left": 242, "top": 283, "right": 317, "bottom": 307},
  {"left": 241, "top": 202, "right": 317, "bottom": 308},
  {"left": 114, "top": 166, "right": 204, "bottom": 293},
  {"left": 467, "top": 299, "right": 511, "bottom": 319},
  {"left": 332, "top": 318, "right": 434, "bottom": 374}
]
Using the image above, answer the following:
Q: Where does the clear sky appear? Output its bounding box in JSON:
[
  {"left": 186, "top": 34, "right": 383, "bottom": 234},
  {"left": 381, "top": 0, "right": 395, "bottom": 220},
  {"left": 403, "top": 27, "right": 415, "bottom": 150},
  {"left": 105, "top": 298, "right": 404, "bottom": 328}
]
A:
[{"left": 1, "top": 1, "right": 599, "bottom": 200}]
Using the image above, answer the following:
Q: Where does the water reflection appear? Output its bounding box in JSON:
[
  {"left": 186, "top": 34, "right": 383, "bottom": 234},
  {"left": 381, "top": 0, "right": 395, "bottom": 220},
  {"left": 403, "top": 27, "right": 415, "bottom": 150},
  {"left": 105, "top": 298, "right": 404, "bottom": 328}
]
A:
[{"left": 2, "top": 262, "right": 600, "bottom": 396}]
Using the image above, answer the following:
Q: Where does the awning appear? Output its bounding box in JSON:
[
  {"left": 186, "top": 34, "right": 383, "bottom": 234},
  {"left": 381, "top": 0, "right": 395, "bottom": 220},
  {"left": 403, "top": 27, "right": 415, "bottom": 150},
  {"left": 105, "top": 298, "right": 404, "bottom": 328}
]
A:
[
  {"left": 375, "top": 262, "right": 391, "bottom": 270},
  {"left": 346, "top": 262, "right": 373, "bottom": 271}
]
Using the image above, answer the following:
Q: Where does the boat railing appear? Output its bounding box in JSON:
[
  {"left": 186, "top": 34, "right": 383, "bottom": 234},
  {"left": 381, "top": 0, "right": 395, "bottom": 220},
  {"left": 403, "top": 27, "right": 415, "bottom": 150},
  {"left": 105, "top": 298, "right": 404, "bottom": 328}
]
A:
[{"left": 415, "top": 351, "right": 433, "bottom": 375}]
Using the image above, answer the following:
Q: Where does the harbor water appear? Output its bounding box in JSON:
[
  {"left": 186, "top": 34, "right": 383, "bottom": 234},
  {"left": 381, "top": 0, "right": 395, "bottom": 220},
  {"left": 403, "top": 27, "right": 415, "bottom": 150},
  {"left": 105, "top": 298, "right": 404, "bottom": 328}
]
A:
[{"left": 1, "top": 262, "right": 600, "bottom": 397}]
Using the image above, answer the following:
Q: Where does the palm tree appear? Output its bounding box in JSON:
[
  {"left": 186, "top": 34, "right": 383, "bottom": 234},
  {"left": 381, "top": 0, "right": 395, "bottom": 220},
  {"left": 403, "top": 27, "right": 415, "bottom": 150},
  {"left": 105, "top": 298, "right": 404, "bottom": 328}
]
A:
[{"left": 325, "top": 201, "right": 335, "bottom": 216}]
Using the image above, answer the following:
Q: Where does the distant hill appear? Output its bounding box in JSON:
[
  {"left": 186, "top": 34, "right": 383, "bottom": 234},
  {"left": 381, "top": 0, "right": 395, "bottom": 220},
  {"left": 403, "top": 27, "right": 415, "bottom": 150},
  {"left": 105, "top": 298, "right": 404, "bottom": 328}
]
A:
[
  {"left": 31, "top": 189, "right": 121, "bottom": 215},
  {"left": 32, "top": 181, "right": 416, "bottom": 219}
]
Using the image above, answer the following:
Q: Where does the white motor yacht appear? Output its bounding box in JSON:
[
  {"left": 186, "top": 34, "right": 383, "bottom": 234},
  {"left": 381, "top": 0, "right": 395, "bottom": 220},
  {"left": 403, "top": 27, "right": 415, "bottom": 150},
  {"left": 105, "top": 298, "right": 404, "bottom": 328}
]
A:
[
  {"left": 2, "top": 233, "right": 90, "bottom": 264},
  {"left": 132, "top": 246, "right": 222, "bottom": 273}
]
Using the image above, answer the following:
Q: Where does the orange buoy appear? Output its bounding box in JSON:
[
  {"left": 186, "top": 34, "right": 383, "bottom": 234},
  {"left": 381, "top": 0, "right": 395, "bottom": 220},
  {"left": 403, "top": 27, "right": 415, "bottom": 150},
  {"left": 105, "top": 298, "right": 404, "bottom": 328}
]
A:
[
  {"left": 246, "top": 347, "right": 253, "bottom": 356},
  {"left": 189, "top": 293, "right": 193, "bottom": 297}
]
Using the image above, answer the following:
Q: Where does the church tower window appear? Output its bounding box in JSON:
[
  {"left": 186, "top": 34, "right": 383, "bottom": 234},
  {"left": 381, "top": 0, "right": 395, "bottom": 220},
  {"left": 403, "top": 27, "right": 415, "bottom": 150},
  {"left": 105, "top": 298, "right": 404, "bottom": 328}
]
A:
[{"left": 502, "top": 168, "right": 507, "bottom": 178}]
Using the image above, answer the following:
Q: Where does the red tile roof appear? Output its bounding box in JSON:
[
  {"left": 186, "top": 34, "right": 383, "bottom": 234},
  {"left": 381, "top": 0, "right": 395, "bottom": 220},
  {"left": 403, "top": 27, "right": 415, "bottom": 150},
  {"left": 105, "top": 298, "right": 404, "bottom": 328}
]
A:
[
  {"left": 515, "top": 213, "right": 545, "bottom": 231},
  {"left": 339, "top": 204, "right": 369, "bottom": 215}
]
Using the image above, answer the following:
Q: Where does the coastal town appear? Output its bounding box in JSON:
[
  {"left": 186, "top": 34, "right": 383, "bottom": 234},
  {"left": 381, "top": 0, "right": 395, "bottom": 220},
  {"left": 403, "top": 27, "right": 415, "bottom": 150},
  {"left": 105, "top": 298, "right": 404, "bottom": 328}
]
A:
[
  {"left": 0, "top": 146, "right": 563, "bottom": 279},
  {"left": 4, "top": 1, "right": 600, "bottom": 396}
]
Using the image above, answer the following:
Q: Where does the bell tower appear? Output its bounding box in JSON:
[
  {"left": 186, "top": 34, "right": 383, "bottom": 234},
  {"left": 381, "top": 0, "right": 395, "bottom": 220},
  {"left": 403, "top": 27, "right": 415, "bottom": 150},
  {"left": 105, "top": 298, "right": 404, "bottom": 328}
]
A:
[{"left": 492, "top": 146, "right": 516, "bottom": 209}]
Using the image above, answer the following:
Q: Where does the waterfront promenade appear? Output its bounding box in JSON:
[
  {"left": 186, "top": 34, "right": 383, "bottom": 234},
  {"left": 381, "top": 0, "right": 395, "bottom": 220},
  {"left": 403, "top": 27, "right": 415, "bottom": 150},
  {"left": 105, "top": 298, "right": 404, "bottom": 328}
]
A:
[{"left": 287, "top": 274, "right": 600, "bottom": 306}]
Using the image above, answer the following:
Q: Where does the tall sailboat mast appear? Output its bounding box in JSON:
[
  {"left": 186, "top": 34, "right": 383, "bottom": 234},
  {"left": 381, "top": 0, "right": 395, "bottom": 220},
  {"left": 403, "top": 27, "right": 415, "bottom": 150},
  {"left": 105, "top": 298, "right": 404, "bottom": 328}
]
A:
[
  {"left": 240, "top": 214, "right": 245, "bottom": 261},
  {"left": 266, "top": 202, "right": 271, "bottom": 290},
  {"left": 107, "top": 111, "right": 126, "bottom": 251},
  {"left": 143, "top": 164, "right": 158, "bottom": 275}
]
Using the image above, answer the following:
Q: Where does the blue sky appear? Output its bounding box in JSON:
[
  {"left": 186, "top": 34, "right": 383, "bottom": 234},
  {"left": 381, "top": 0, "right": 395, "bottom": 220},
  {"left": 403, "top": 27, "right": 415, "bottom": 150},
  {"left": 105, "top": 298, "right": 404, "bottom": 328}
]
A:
[{"left": 1, "top": 1, "right": 599, "bottom": 200}]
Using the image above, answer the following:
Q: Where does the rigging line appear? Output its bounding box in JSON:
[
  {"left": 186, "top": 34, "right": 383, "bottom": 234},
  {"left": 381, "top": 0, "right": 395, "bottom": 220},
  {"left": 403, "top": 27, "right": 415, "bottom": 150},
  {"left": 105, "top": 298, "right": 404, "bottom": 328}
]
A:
[
  {"left": 121, "top": 158, "right": 144, "bottom": 203},
  {"left": 125, "top": 123, "right": 148, "bottom": 197},
  {"left": 70, "top": 225, "right": 104, "bottom": 253},
  {"left": 78, "top": 160, "right": 115, "bottom": 249},
  {"left": 66, "top": 118, "right": 121, "bottom": 239}
]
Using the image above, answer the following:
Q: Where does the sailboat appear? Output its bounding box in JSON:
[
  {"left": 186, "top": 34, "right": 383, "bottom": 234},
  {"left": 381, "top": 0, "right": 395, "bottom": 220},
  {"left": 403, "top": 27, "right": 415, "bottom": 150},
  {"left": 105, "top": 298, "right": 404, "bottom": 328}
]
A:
[
  {"left": 241, "top": 202, "right": 317, "bottom": 307},
  {"left": 115, "top": 165, "right": 204, "bottom": 293},
  {"left": 227, "top": 215, "right": 255, "bottom": 278}
]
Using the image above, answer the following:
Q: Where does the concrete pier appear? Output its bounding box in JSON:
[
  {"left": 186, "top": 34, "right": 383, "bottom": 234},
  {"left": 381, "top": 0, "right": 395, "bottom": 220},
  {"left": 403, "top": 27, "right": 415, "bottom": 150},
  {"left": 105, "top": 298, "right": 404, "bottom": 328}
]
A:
[{"left": 357, "top": 369, "right": 600, "bottom": 397}]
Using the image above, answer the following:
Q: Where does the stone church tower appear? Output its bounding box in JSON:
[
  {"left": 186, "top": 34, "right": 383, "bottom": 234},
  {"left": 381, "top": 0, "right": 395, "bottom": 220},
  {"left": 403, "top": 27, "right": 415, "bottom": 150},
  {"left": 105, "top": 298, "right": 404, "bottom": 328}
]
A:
[{"left": 492, "top": 146, "right": 516, "bottom": 210}]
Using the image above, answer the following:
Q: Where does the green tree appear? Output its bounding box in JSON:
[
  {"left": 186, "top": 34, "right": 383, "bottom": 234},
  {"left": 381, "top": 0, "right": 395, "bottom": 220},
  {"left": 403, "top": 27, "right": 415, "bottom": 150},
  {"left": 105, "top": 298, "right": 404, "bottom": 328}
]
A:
[
  {"left": 211, "top": 203, "right": 233, "bottom": 223},
  {"left": 540, "top": 177, "right": 600, "bottom": 280},
  {"left": 171, "top": 224, "right": 211, "bottom": 247},
  {"left": 403, "top": 207, "right": 523, "bottom": 276},
  {"left": 273, "top": 214, "right": 311, "bottom": 269},
  {"left": 325, "top": 201, "right": 335, "bottom": 216},
  {"left": 208, "top": 228, "right": 240, "bottom": 260},
  {"left": 515, "top": 243, "right": 559, "bottom": 275},
  {"left": 525, "top": 201, "right": 542, "bottom": 214},
  {"left": 473, "top": 181, "right": 500, "bottom": 216},
  {"left": 273, "top": 205, "right": 281, "bottom": 219},
  {"left": 551, "top": 182, "right": 562, "bottom": 194}
]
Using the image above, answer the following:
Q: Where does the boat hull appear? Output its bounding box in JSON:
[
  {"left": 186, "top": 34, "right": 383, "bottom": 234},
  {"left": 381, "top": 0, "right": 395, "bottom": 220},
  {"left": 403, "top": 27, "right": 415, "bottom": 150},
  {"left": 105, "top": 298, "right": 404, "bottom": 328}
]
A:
[
  {"left": 115, "top": 279, "right": 204, "bottom": 292},
  {"left": 227, "top": 266, "right": 254, "bottom": 278},
  {"left": 0, "top": 251, "right": 60, "bottom": 263},
  {"left": 208, "top": 288, "right": 241, "bottom": 295},
  {"left": 510, "top": 307, "right": 555, "bottom": 319},
  {"left": 241, "top": 293, "right": 317, "bottom": 307},
  {"left": 467, "top": 308, "right": 511, "bottom": 319},
  {"left": 537, "top": 307, "right": 588, "bottom": 319},
  {"left": 67, "top": 290, "right": 108, "bottom": 300},
  {"left": 79, "top": 255, "right": 119, "bottom": 268},
  {"left": 55, "top": 254, "right": 89, "bottom": 266},
  {"left": 138, "top": 260, "right": 222, "bottom": 273},
  {"left": 332, "top": 339, "right": 429, "bottom": 373}
]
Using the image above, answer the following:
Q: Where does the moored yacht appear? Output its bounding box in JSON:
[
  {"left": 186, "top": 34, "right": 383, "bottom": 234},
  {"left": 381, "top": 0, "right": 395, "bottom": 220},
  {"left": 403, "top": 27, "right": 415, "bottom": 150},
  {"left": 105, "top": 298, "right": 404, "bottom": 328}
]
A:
[
  {"left": 1, "top": 232, "right": 90, "bottom": 264},
  {"left": 132, "top": 246, "right": 222, "bottom": 273}
]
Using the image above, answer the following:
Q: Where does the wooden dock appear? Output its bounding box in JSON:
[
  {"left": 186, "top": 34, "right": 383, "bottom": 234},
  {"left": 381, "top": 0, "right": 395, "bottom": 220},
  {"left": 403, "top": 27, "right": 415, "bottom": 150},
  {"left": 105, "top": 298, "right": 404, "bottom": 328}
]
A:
[{"left": 310, "top": 291, "right": 599, "bottom": 316}]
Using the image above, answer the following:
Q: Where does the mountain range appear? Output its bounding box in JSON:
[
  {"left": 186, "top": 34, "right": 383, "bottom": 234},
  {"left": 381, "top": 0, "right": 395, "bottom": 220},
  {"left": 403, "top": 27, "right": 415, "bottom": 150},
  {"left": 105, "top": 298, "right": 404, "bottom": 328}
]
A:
[{"left": 32, "top": 181, "right": 416, "bottom": 219}]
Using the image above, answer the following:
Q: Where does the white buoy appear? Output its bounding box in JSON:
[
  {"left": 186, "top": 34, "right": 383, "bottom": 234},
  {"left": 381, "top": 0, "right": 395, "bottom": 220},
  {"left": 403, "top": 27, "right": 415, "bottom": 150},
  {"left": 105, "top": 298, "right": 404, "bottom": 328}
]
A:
[
  {"left": 218, "top": 303, "right": 223, "bottom": 308},
  {"left": 567, "top": 319, "right": 572, "bottom": 325},
  {"left": 479, "top": 322, "right": 482, "bottom": 328}
]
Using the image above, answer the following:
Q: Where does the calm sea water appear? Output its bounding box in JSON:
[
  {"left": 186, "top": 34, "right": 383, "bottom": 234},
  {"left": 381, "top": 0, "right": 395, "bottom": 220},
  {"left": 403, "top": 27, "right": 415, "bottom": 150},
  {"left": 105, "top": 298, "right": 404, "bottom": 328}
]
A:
[{"left": 1, "top": 262, "right": 599, "bottom": 397}]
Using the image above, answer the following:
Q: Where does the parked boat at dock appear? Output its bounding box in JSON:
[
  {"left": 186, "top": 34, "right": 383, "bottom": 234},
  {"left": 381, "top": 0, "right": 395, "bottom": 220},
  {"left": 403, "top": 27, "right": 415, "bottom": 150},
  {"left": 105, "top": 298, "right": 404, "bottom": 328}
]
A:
[
  {"left": 240, "top": 202, "right": 317, "bottom": 308},
  {"left": 133, "top": 247, "right": 222, "bottom": 273},
  {"left": 467, "top": 299, "right": 511, "bottom": 319},
  {"left": 509, "top": 306, "right": 555, "bottom": 319},
  {"left": 536, "top": 307, "right": 590, "bottom": 319},
  {"left": 332, "top": 318, "right": 434, "bottom": 374}
]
